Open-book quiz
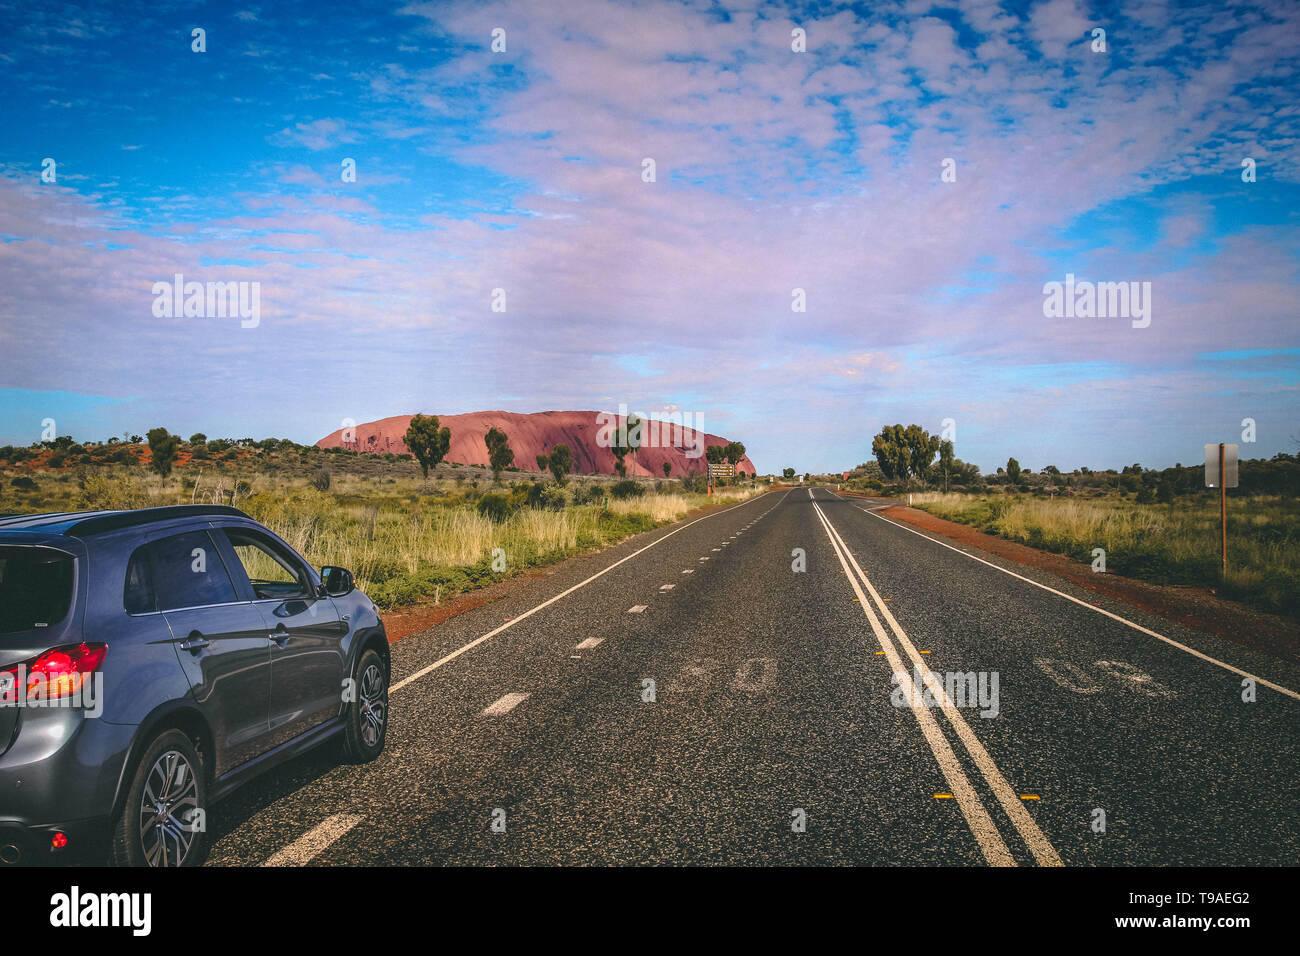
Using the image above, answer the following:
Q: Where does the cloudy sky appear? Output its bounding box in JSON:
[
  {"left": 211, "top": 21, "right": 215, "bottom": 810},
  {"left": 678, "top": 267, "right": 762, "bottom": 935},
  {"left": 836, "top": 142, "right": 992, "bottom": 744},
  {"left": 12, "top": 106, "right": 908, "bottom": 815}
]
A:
[{"left": 1, "top": 0, "right": 1297, "bottom": 473}]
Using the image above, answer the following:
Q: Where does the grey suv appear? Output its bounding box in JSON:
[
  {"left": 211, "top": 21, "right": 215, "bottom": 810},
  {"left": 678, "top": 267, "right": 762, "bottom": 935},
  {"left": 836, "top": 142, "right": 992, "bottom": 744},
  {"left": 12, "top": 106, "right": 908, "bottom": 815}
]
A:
[{"left": 0, "top": 505, "right": 389, "bottom": 867}]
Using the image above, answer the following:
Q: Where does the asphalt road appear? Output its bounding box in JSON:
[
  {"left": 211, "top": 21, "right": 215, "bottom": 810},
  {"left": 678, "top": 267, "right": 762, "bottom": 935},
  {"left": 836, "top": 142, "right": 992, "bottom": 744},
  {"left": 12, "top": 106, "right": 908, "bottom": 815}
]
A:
[{"left": 206, "top": 487, "right": 1300, "bottom": 866}]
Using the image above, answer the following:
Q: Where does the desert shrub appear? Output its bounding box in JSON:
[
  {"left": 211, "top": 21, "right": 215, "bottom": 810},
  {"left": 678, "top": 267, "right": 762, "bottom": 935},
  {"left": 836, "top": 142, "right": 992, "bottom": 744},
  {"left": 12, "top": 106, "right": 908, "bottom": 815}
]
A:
[
  {"left": 310, "top": 467, "right": 332, "bottom": 491},
  {"left": 610, "top": 479, "right": 644, "bottom": 499},
  {"left": 10, "top": 476, "right": 37, "bottom": 490},
  {"left": 539, "top": 484, "right": 567, "bottom": 510},
  {"left": 77, "top": 468, "right": 148, "bottom": 510},
  {"left": 476, "top": 492, "right": 514, "bottom": 523}
]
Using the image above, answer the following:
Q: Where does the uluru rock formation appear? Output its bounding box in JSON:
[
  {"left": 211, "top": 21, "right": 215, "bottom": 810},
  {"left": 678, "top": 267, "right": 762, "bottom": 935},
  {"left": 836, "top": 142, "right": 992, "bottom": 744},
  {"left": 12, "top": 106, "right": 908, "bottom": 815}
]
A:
[{"left": 316, "top": 410, "right": 756, "bottom": 478}]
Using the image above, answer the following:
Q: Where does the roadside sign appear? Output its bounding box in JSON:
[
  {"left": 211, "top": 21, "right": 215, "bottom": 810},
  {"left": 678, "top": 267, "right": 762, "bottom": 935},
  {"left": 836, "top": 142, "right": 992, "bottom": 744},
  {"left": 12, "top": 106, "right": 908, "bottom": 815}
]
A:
[
  {"left": 1204, "top": 444, "right": 1238, "bottom": 488},
  {"left": 1204, "top": 442, "right": 1240, "bottom": 576},
  {"left": 707, "top": 463, "right": 734, "bottom": 478},
  {"left": 842, "top": 471, "right": 849, "bottom": 480}
]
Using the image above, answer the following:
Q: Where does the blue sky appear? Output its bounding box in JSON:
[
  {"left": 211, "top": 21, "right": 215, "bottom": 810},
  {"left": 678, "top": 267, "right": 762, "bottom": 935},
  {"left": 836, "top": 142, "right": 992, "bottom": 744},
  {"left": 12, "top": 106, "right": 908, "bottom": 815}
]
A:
[{"left": 1, "top": 0, "right": 1297, "bottom": 473}]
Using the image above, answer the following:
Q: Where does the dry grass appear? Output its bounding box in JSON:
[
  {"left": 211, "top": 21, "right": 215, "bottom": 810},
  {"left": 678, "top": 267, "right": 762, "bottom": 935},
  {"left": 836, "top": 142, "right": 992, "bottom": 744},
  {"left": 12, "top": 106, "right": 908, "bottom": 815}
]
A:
[
  {"left": 2, "top": 465, "right": 765, "bottom": 610},
  {"left": 910, "top": 491, "right": 1300, "bottom": 617}
]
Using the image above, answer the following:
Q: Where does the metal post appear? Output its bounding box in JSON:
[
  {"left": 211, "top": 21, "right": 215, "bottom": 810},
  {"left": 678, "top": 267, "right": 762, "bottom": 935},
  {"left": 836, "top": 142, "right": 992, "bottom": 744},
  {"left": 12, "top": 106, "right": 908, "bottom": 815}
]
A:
[{"left": 1219, "top": 442, "right": 1227, "bottom": 575}]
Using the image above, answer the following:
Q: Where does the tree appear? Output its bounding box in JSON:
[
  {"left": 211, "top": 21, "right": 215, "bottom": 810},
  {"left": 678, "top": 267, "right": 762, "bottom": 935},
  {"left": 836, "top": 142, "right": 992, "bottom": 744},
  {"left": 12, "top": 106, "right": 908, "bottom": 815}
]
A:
[
  {"left": 1006, "top": 457, "right": 1022, "bottom": 485},
  {"left": 485, "top": 428, "right": 514, "bottom": 482},
  {"left": 536, "top": 453, "right": 550, "bottom": 471},
  {"left": 723, "top": 441, "right": 746, "bottom": 465},
  {"left": 872, "top": 424, "right": 941, "bottom": 486},
  {"left": 146, "top": 427, "right": 180, "bottom": 477},
  {"left": 547, "top": 444, "right": 573, "bottom": 485},
  {"left": 403, "top": 414, "right": 451, "bottom": 479},
  {"left": 612, "top": 414, "right": 641, "bottom": 477},
  {"left": 783, "top": 467, "right": 796, "bottom": 479},
  {"left": 938, "top": 440, "right": 955, "bottom": 491},
  {"left": 662, "top": 461, "right": 672, "bottom": 478},
  {"left": 188, "top": 433, "right": 207, "bottom": 446}
]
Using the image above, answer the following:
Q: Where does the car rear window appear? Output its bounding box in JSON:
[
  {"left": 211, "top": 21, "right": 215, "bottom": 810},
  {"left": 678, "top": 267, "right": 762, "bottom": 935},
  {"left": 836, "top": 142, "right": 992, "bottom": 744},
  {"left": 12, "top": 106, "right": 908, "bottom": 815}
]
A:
[{"left": 0, "top": 547, "right": 75, "bottom": 633}]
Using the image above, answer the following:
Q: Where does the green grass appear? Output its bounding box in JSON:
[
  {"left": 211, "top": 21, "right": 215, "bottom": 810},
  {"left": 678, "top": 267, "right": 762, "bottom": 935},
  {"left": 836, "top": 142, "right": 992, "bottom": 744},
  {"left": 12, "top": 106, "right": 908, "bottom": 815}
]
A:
[{"left": 910, "top": 492, "right": 1300, "bottom": 618}]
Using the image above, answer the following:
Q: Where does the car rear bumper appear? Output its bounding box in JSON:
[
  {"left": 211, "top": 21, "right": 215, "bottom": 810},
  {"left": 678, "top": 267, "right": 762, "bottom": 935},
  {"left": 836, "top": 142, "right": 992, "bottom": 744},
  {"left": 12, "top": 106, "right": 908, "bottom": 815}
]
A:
[{"left": 0, "top": 815, "right": 109, "bottom": 866}]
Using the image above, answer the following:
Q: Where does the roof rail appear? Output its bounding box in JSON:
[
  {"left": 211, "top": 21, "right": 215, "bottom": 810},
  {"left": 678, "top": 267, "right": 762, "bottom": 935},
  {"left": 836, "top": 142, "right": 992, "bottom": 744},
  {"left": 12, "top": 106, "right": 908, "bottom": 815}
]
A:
[{"left": 66, "top": 505, "right": 253, "bottom": 537}]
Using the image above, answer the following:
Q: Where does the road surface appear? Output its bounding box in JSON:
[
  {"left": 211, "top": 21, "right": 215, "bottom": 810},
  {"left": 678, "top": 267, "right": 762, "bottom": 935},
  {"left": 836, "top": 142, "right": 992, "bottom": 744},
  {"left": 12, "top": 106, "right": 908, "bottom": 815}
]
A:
[{"left": 206, "top": 488, "right": 1300, "bottom": 866}]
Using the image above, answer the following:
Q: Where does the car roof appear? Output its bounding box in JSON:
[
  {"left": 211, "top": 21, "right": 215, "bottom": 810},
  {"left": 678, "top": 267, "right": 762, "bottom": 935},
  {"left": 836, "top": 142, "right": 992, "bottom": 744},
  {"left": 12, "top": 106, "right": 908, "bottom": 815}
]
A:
[{"left": 0, "top": 505, "right": 252, "bottom": 538}]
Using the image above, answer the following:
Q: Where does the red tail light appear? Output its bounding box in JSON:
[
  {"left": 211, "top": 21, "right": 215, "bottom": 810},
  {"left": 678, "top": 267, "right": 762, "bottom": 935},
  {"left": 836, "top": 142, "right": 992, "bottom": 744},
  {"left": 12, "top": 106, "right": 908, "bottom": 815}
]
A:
[{"left": 1, "top": 643, "right": 108, "bottom": 700}]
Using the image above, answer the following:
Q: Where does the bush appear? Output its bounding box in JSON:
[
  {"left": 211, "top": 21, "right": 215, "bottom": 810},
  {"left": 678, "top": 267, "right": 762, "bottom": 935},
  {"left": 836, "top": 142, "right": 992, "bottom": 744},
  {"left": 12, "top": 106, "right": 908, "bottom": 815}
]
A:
[
  {"left": 539, "top": 484, "right": 567, "bottom": 510},
  {"left": 610, "top": 479, "right": 644, "bottom": 499},
  {"left": 476, "top": 492, "right": 514, "bottom": 522},
  {"left": 310, "top": 468, "right": 332, "bottom": 491},
  {"left": 10, "top": 475, "right": 37, "bottom": 490}
]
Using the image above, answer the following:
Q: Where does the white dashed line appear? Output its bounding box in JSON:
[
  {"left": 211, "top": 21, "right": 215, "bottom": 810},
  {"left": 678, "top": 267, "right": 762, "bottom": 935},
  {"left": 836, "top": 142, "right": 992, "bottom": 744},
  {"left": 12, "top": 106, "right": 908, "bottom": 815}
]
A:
[
  {"left": 388, "top": 490, "right": 775, "bottom": 693},
  {"left": 576, "top": 637, "right": 604, "bottom": 650},
  {"left": 262, "top": 814, "right": 363, "bottom": 867},
  {"left": 483, "top": 692, "right": 530, "bottom": 715},
  {"left": 627, "top": 605, "right": 648, "bottom": 613},
  {"left": 659, "top": 584, "right": 676, "bottom": 591}
]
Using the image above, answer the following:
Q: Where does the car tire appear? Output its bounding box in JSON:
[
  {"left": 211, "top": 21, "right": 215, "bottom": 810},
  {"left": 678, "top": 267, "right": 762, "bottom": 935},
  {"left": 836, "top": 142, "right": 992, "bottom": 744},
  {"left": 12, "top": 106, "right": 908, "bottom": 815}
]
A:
[
  {"left": 110, "top": 729, "right": 209, "bottom": 867},
  {"left": 342, "top": 648, "right": 388, "bottom": 763}
]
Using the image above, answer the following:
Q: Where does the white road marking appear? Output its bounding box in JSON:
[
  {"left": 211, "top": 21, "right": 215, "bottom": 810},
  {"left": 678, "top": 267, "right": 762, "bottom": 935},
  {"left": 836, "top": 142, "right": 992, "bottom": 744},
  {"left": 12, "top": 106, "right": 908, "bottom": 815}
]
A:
[
  {"left": 262, "top": 814, "right": 363, "bottom": 867},
  {"left": 483, "top": 692, "right": 530, "bottom": 715},
  {"left": 659, "top": 584, "right": 675, "bottom": 591},
  {"left": 817, "top": 501, "right": 1062, "bottom": 867},
  {"left": 575, "top": 637, "right": 604, "bottom": 649},
  {"left": 851, "top": 498, "right": 1300, "bottom": 703},
  {"left": 681, "top": 569, "right": 694, "bottom": 574},
  {"left": 389, "top": 490, "right": 778, "bottom": 693},
  {"left": 627, "top": 605, "right": 648, "bottom": 613},
  {"left": 810, "top": 502, "right": 1016, "bottom": 867}
]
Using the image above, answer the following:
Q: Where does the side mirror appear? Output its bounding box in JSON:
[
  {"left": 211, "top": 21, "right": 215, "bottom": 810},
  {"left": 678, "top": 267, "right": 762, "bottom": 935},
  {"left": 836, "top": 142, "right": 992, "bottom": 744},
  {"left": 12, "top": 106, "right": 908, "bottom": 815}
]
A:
[{"left": 320, "top": 566, "right": 355, "bottom": 597}]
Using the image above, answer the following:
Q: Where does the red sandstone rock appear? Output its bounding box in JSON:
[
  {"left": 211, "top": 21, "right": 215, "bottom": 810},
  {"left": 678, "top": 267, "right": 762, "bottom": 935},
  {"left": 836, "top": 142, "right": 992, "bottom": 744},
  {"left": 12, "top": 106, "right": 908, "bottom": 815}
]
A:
[{"left": 316, "top": 410, "right": 756, "bottom": 477}]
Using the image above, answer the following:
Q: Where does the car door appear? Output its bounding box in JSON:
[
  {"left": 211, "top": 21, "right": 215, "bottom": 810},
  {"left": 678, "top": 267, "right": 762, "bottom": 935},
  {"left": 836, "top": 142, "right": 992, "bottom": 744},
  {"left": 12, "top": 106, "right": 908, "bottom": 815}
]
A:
[
  {"left": 144, "top": 530, "right": 273, "bottom": 776},
  {"left": 215, "top": 526, "right": 346, "bottom": 747}
]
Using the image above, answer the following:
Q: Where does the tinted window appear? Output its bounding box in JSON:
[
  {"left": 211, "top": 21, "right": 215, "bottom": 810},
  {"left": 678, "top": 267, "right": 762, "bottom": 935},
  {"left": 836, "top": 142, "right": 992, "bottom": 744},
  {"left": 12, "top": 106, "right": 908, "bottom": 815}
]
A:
[
  {"left": 149, "top": 531, "right": 237, "bottom": 611},
  {"left": 222, "top": 529, "right": 310, "bottom": 600},
  {"left": 0, "top": 547, "right": 74, "bottom": 633},
  {"left": 124, "top": 545, "right": 155, "bottom": 614}
]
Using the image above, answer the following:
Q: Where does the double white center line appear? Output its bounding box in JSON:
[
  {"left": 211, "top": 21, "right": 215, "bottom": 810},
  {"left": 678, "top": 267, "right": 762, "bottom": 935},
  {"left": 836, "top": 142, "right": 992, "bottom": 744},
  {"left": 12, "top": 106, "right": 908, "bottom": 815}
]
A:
[{"left": 812, "top": 499, "right": 1062, "bottom": 868}]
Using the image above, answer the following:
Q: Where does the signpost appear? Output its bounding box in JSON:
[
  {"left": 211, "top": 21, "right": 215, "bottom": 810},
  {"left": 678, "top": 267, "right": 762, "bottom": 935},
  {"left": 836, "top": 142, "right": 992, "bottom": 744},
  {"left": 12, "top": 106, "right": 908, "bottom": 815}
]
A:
[
  {"left": 1204, "top": 443, "right": 1239, "bottom": 575},
  {"left": 706, "top": 461, "right": 734, "bottom": 496}
]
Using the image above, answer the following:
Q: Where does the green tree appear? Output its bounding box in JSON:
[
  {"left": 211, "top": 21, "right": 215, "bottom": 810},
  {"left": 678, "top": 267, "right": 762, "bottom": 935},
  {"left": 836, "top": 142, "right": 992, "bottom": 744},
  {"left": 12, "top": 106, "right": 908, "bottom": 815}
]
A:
[
  {"left": 938, "top": 440, "right": 955, "bottom": 491},
  {"left": 872, "top": 424, "right": 941, "bottom": 486},
  {"left": 662, "top": 460, "right": 672, "bottom": 478},
  {"left": 612, "top": 414, "right": 641, "bottom": 477},
  {"left": 536, "top": 453, "right": 549, "bottom": 471},
  {"left": 403, "top": 414, "right": 451, "bottom": 479},
  {"left": 188, "top": 433, "right": 207, "bottom": 446},
  {"left": 485, "top": 428, "right": 515, "bottom": 482},
  {"left": 1006, "top": 457, "right": 1022, "bottom": 485},
  {"left": 782, "top": 467, "right": 796, "bottom": 479},
  {"left": 146, "top": 427, "right": 180, "bottom": 477},
  {"left": 547, "top": 443, "right": 573, "bottom": 484}
]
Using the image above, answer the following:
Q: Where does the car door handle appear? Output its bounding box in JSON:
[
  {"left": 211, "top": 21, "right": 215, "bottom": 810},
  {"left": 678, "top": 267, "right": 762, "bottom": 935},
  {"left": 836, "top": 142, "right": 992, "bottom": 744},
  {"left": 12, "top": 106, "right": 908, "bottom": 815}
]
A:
[
  {"left": 179, "top": 633, "right": 209, "bottom": 653},
  {"left": 269, "top": 627, "right": 290, "bottom": 646}
]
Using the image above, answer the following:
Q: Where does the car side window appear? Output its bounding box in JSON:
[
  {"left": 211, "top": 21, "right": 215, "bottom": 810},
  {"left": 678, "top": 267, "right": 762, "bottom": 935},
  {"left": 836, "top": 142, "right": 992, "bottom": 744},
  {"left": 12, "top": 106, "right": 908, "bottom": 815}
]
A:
[
  {"left": 124, "top": 545, "right": 156, "bottom": 614},
  {"left": 148, "top": 531, "right": 238, "bottom": 611},
  {"left": 222, "top": 529, "right": 311, "bottom": 600}
]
